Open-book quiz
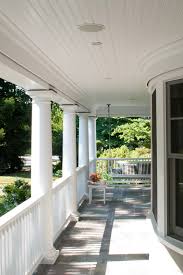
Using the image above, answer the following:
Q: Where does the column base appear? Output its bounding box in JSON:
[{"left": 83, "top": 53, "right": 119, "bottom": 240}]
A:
[
  {"left": 70, "top": 211, "right": 80, "bottom": 222},
  {"left": 42, "top": 247, "right": 59, "bottom": 264}
]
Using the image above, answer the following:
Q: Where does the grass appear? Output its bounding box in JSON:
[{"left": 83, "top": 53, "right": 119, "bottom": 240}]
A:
[
  {"left": 0, "top": 169, "right": 60, "bottom": 188},
  {"left": 0, "top": 170, "right": 31, "bottom": 186}
]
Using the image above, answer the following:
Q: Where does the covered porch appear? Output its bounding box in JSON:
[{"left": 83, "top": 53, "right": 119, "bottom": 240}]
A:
[{"left": 1, "top": 1, "right": 183, "bottom": 274}]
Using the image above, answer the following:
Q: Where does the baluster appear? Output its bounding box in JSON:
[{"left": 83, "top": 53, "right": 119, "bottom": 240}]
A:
[
  {"left": 1, "top": 231, "right": 5, "bottom": 275},
  {"left": 29, "top": 210, "right": 33, "bottom": 266},
  {"left": 5, "top": 228, "right": 9, "bottom": 275}
]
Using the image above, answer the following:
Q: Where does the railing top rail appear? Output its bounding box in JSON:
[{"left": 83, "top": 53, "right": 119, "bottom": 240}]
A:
[
  {"left": 0, "top": 194, "right": 44, "bottom": 230},
  {"left": 52, "top": 175, "right": 71, "bottom": 191},
  {"left": 97, "top": 157, "right": 151, "bottom": 161},
  {"left": 76, "top": 165, "right": 87, "bottom": 173},
  {"left": 89, "top": 159, "right": 96, "bottom": 163}
]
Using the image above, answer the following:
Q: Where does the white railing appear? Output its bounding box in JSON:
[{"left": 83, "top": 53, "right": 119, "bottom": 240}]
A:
[
  {"left": 52, "top": 176, "right": 73, "bottom": 241},
  {"left": 76, "top": 165, "right": 87, "bottom": 203},
  {"left": 0, "top": 195, "right": 44, "bottom": 275},
  {"left": 0, "top": 165, "right": 89, "bottom": 275},
  {"left": 97, "top": 158, "right": 151, "bottom": 182}
]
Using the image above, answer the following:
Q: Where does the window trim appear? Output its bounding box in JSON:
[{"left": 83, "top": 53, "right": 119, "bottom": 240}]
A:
[{"left": 167, "top": 79, "right": 183, "bottom": 241}]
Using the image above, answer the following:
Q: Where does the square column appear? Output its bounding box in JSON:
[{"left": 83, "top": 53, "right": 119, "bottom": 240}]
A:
[
  {"left": 26, "top": 90, "right": 59, "bottom": 264},
  {"left": 88, "top": 116, "right": 97, "bottom": 172},
  {"left": 62, "top": 105, "right": 78, "bottom": 218}
]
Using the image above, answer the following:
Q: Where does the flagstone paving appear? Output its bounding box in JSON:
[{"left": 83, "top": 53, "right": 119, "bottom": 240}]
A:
[{"left": 35, "top": 186, "right": 182, "bottom": 275}]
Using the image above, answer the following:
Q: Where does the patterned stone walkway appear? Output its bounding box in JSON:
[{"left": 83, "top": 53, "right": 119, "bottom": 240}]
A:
[{"left": 35, "top": 186, "right": 182, "bottom": 275}]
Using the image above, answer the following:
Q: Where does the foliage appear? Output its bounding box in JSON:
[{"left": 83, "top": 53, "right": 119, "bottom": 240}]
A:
[
  {"left": 112, "top": 118, "right": 151, "bottom": 149},
  {"left": 51, "top": 102, "right": 63, "bottom": 157},
  {"left": 101, "top": 172, "right": 112, "bottom": 181},
  {"left": 99, "top": 145, "right": 130, "bottom": 158},
  {"left": 53, "top": 161, "right": 62, "bottom": 177},
  {"left": 0, "top": 128, "right": 5, "bottom": 142},
  {"left": 0, "top": 80, "right": 64, "bottom": 174},
  {"left": 129, "top": 147, "right": 151, "bottom": 158},
  {"left": 0, "top": 80, "right": 31, "bottom": 173},
  {"left": 99, "top": 146, "right": 151, "bottom": 159},
  {"left": 0, "top": 179, "right": 31, "bottom": 216},
  {"left": 96, "top": 117, "right": 130, "bottom": 155}
]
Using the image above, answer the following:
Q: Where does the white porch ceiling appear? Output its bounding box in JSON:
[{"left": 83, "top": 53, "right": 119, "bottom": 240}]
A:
[{"left": 0, "top": 0, "right": 183, "bottom": 115}]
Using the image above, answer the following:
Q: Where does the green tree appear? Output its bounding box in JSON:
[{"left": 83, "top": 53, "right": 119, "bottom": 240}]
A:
[
  {"left": 0, "top": 79, "right": 31, "bottom": 173},
  {"left": 96, "top": 117, "right": 129, "bottom": 155},
  {"left": 51, "top": 102, "right": 63, "bottom": 156},
  {"left": 112, "top": 118, "right": 151, "bottom": 149},
  {"left": 0, "top": 80, "right": 65, "bottom": 174}
]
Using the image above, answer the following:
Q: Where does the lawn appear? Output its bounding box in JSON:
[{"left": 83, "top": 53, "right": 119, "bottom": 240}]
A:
[
  {"left": 0, "top": 169, "right": 60, "bottom": 190},
  {"left": 0, "top": 170, "right": 31, "bottom": 185}
]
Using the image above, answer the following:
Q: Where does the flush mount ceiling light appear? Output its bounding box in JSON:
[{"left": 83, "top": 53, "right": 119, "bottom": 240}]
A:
[
  {"left": 104, "top": 77, "right": 112, "bottom": 80},
  {"left": 91, "top": 41, "right": 102, "bottom": 46},
  {"left": 78, "top": 23, "right": 105, "bottom": 32}
]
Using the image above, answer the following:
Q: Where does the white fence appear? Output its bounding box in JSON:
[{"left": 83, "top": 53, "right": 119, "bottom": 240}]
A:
[
  {"left": 52, "top": 176, "right": 73, "bottom": 241},
  {"left": 0, "top": 195, "right": 44, "bottom": 275},
  {"left": 0, "top": 164, "right": 89, "bottom": 275}
]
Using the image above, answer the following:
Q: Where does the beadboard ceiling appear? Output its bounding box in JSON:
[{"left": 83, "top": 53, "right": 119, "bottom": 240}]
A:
[{"left": 0, "top": 0, "right": 183, "bottom": 115}]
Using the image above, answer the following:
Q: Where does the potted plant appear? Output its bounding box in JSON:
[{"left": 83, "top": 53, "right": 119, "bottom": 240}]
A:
[{"left": 89, "top": 173, "right": 101, "bottom": 184}]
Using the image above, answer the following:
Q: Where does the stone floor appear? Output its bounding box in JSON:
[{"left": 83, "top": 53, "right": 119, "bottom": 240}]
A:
[{"left": 35, "top": 186, "right": 182, "bottom": 275}]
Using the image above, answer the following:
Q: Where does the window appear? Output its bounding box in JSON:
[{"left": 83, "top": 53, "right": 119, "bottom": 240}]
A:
[{"left": 167, "top": 80, "right": 183, "bottom": 240}]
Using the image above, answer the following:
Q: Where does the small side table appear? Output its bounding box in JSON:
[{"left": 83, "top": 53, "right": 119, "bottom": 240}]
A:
[{"left": 88, "top": 182, "right": 106, "bottom": 204}]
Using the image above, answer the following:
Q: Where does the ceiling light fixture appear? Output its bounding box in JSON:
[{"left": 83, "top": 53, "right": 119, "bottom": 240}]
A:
[
  {"left": 104, "top": 77, "right": 112, "bottom": 80},
  {"left": 78, "top": 23, "right": 105, "bottom": 32}
]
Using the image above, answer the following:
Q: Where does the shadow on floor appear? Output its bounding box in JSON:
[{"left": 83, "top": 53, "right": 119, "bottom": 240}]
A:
[{"left": 35, "top": 186, "right": 151, "bottom": 275}]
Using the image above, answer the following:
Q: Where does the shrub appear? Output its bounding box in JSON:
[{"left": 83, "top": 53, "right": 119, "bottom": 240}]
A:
[
  {"left": 99, "top": 145, "right": 130, "bottom": 158},
  {"left": 99, "top": 146, "right": 151, "bottom": 159},
  {"left": 101, "top": 172, "right": 112, "bottom": 181},
  {"left": 129, "top": 147, "right": 151, "bottom": 158},
  {"left": 53, "top": 161, "right": 62, "bottom": 177},
  {"left": 0, "top": 179, "right": 31, "bottom": 216}
]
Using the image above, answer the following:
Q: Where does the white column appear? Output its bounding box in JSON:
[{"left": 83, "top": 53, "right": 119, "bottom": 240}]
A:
[
  {"left": 26, "top": 90, "right": 59, "bottom": 264},
  {"left": 88, "top": 116, "right": 97, "bottom": 172},
  {"left": 78, "top": 113, "right": 89, "bottom": 168},
  {"left": 62, "top": 105, "right": 78, "bottom": 217},
  {"left": 155, "top": 82, "right": 167, "bottom": 237}
]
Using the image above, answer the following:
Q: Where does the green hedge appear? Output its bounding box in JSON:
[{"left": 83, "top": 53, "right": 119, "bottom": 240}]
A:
[{"left": 99, "top": 146, "right": 151, "bottom": 158}]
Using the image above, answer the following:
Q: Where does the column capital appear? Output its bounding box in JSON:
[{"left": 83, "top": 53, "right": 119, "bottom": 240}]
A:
[
  {"left": 61, "top": 104, "right": 78, "bottom": 113},
  {"left": 26, "top": 89, "right": 56, "bottom": 103},
  {"left": 78, "top": 112, "right": 89, "bottom": 118},
  {"left": 88, "top": 115, "right": 97, "bottom": 120}
]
